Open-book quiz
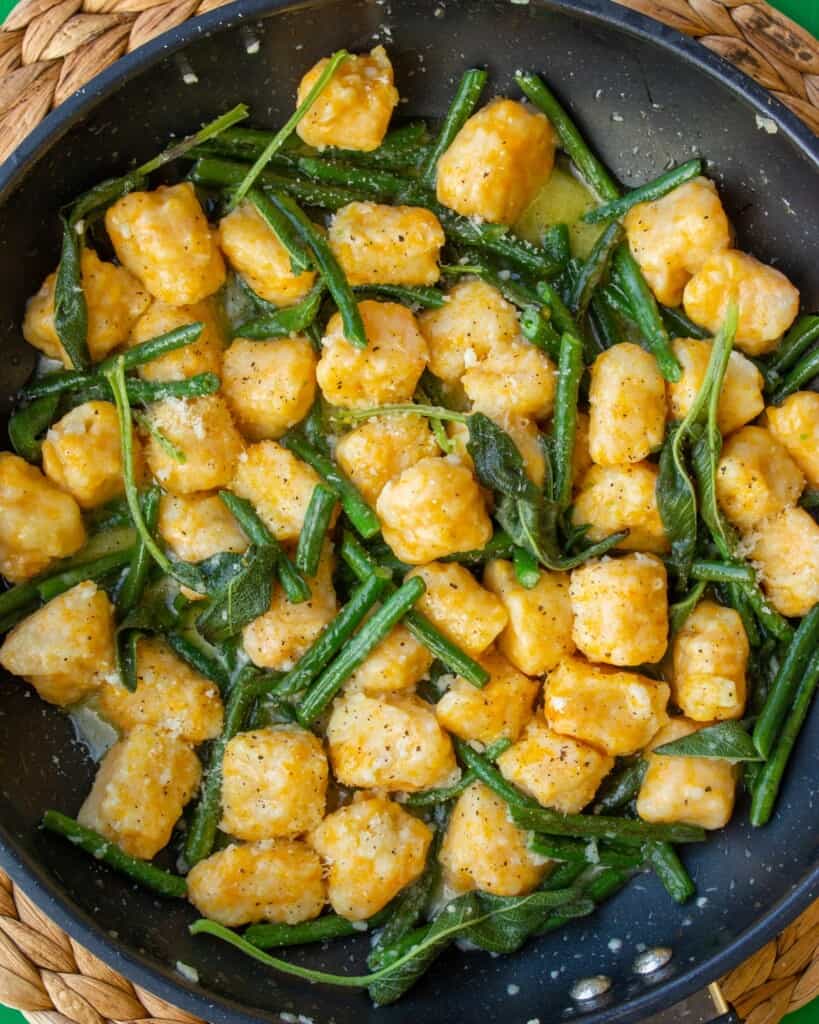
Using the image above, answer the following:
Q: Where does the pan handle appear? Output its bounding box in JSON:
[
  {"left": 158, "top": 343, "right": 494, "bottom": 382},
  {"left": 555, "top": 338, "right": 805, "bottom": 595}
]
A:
[{"left": 642, "top": 983, "right": 740, "bottom": 1023}]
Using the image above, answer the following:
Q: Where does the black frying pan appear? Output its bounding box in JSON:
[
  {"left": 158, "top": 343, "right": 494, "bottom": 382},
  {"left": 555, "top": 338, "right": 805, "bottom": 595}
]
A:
[{"left": 1, "top": 2, "right": 817, "bottom": 1022}]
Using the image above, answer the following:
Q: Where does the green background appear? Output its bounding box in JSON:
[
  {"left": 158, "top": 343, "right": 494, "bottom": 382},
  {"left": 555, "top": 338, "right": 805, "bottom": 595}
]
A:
[{"left": 0, "top": 0, "right": 817, "bottom": 1021}]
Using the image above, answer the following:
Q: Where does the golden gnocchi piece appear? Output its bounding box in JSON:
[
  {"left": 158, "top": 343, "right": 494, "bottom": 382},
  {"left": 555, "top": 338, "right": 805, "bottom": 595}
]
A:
[
  {"left": 158, "top": 491, "right": 248, "bottom": 564},
  {"left": 483, "top": 559, "right": 574, "bottom": 676},
  {"left": 317, "top": 300, "right": 428, "bottom": 407},
  {"left": 765, "top": 392, "right": 819, "bottom": 488},
  {"left": 461, "top": 341, "right": 557, "bottom": 421},
  {"left": 0, "top": 581, "right": 114, "bottom": 707},
  {"left": 637, "top": 718, "right": 738, "bottom": 830},
  {"left": 436, "top": 99, "right": 555, "bottom": 224},
  {"left": 572, "top": 462, "right": 669, "bottom": 554},
  {"left": 569, "top": 554, "right": 668, "bottom": 667},
  {"left": 571, "top": 410, "right": 592, "bottom": 486},
  {"left": 221, "top": 728, "right": 328, "bottom": 840},
  {"left": 672, "top": 600, "right": 748, "bottom": 722},
  {"left": 329, "top": 202, "right": 444, "bottom": 286},
  {"left": 127, "top": 299, "right": 224, "bottom": 382},
  {"left": 219, "top": 202, "right": 317, "bottom": 306},
  {"left": 683, "top": 249, "right": 800, "bottom": 356},
  {"left": 42, "top": 401, "right": 143, "bottom": 509},
  {"left": 23, "top": 248, "right": 150, "bottom": 367},
  {"left": 106, "top": 183, "right": 225, "bottom": 306},
  {"left": 715, "top": 425, "right": 804, "bottom": 532},
  {"left": 345, "top": 622, "right": 433, "bottom": 694},
  {"left": 588, "top": 343, "right": 667, "bottom": 466},
  {"left": 144, "top": 395, "right": 244, "bottom": 495},
  {"left": 746, "top": 506, "right": 819, "bottom": 618},
  {"left": 439, "top": 782, "right": 547, "bottom": 897},
  {"left": 0, "top": 452, "right": 85, "bottom": 582},
  {"left": 376, "top": 456, "right": 492, "bottom": 563},
  {"left": 95, "top": 636, "right": 223, "bottom": 743},
  {"left": 77, "top": 725, "right": 201, "bottom": 859},
  {"left": 436, "top": 648, "right": 539, "bottom": 745},
  {"left": 406, "top": 561, "right": 508, "bottom": 657},
  {"left": 334, "top": 414, "right": 439, "bottom": 506},
  {"left": 667, "top": 338, "right": 765, "bottom": 436},
  {"left": 296, "top": 46, "right": 398, "bottom": 152},
  {"left": 187, "top": 840, "right": 326, "bottom": 927},
  {"left": 623, "top": 178, "right": 732, "bottom": 307},
  {"left": 310, "top": 794, "right": 432, "bottom": 920},
  {"left": 222, "top": 337, "right": 317, "bottom": 441},
  {"left": 418, "top": 279, "right": 520, "bottom": 384},
  {"left": 543, "top": 655, "right": 669, "bottom": 757},
  {"left": 497, "top": 715, "right": 614, "bottom": 814},
  {"left": 327, "top": 691, "right": 457, "bottom": 792}
]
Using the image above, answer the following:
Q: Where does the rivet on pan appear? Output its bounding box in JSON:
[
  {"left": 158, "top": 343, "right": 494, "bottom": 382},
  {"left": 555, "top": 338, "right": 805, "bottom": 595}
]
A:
[
  {"left": 241, "top": 27, "right": 261, "bottom": 54},
  {"left": 570, "top": 975, "right": 612, "bottom": 1001},
  {"left": 176, "top": 55, "right": 199, "bottom": 86},
  {"left": 633, "top": 947, "right": 673, "bottom": 975}
]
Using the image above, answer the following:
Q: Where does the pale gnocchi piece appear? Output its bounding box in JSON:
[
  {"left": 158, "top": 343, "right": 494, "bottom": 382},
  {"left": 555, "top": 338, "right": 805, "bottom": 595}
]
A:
[
  {"left": 623, "top": 178, "right": 732, "bottom": 307},
  {"left": 42, "top": 401, "right": 143, "bottom": 509},
  {"left": 0, "top": 581, "right": 115, "bottom": 707},
  {"left": 745, "top": 506, "right": 819, "bottom": 617},
  {"left": 334, "top": 414, "right": 439, "bottom": 506},
  {"left": 187, "top": 840, "right": 326, "bottom": 927},
  {"left": 345, "top": 622, "right": 433, "bottom": 694},
  {"left": 328, "top": 202, "right": 445, "bottom": 286},
  {"left": 222, "top": 337, "right": 317, "bottom": 441},
  {"left": 483, "top": 559, "right": 574, "bottom": 676},
  {"left": 637, "top": 718, "right": 738, "bottom": 830},
  {"left": 461, "top": 340, "right": 557, "bottom": 421},
  {"left": 667, "top": 338, "right": 765, "bottom": 436},
  {"left": 243, "top": 541, "right": 337, "bottom": 669},
  {"left": 317, "top": 300, "right": 428, "bottom": 407},
  {"left": 588, "top": 343, "right": 667, "bottom": 466},
  {"left": 572, "top": 462, "right": 669, "bottom": 554},
  {"left": 418, "top": 279, "right": 520, "bottom": 384},
  {"left": 683, "top": 249, "right": 800, "bottom": 356},
  {"left": 715, "top": 425, "right": 804, "bottom": 532},
  {"left": 95, "top": 636, "right": 223, "bottom": 743},
  {"left": 77, "top": 725, "right": 201, "bottom": 859},
  {"left": 144, "top": 395, "right": 244, "bottom": 495},
  {"left": 127, "top": 299, "right": 224, "bottom": 382},
  {"left": 376, "top": 457, "right": 492, "bottom": 563},
  {"left": 439, "top": 782, "right": 547, "bottom": 897},
  {"left": 220, "top": 728, "right": 328, "bottom": 840},
  {"left": 543, "top": 655, "right": 669, "bottom": 757},
  {"left": 106, "top": 183, "right": 226, "bottom": 306},
  {"left": 765, "top": 392, "right": 819, "bottom": 488},
  {"left": 672, "top": 600, "right": 748, "bottom": 722},
  {"left": 436, "top": 648, "right": 540, "bottom": 745},
  {"left": 436, "top": 98, "right": 555, "bottom": 224},
  {"left": 406, "top": 561, "right": 508, "bottom": 658},
  {"left": 158, "top": 491, "right": 248, "bottom": 564},
  {"left": 569, "top": 554, "right": 668, "bottom": 667},
  {"left": 23, "top": 248, "right": 150, "bottom": 367},
  {"left": 310, "top": 794, "right": 432, "bottom": 920},
  {"left": 0, "top": 453, "right": 85, "bottom": 582},
  {"left": 497, "top": 715, "right": 614, "bottom": 814},
  {"left": 230, "top": 440, "right": 330, "bottom": 543},
  {"left": 296, "top": 46, "right": 398, "bottom": 152},
  {"left": 327, "top": 691, "right": 458, "bottom": 792}
]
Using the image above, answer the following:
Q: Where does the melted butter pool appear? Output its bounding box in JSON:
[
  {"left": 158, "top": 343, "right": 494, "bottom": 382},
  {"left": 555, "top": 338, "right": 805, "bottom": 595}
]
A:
[{"left": 516, "top": 163, "right": 605, "bottom": 258}]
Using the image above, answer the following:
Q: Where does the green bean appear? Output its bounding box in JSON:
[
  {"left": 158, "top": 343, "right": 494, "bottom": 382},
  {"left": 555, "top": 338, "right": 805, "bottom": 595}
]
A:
[
  {"left": 353, "top": 284, "right": 446, "bottom": 309},
  {"left": 441, "top": 531, "right": 517, "bottom": 565},
  {"left": 611, "top": 244, "right": 681, "bottom": 381},
  {"left": 513, "top": 546, "right": 540, "bottom": 589},
  {"left": 70, "top": 372, "right": 221, "bottom": 406},
  {"left": 296, "top": 577, "right": 426, "bottom": 725},
  {"left": 245, "top": 909, "right": 391, "bottom": 950},
  {"left": 753, "top": 603, "right": 819, "bottom": 758},
  {"left": 21, "top": 370, "right": 95, "bottom": 401},
  {"left": 453, "top": 738, "right": 536, "bottom": 808},
  {"left": 190, "top": 156, "right": 369, "bottom": 209},
  {"left": 36, "top": 549, "right": 135, "bottom": 603},
  {"left": 281, "top": 433, "right": 380, "bottom": 538},
  {"left": 541, "top": 860, "right": 587, "bottom": 891},
  {"left": 769, "top": 345, "right": 819, "bottom": 404},
  {"left": 767, "top": 314, "right": 819, "bottom": 376},
  {"left": 536, "top": 868, "right": 631, "bottom": 936},
  {"left": 688, "top": 560, "right": 755, "bottom": 585},
  {"left": 801, "top": 489, "right": 819, "bottom": 512},
  {"left": 273, "top": 573, "right": 388, "bottom": 698},
  {"left": 569, "top": 221, "right": 623, "bottom": 317},
  {"left": 295, "top": 484, "right": 337, "bottom": 577},
  {"left": 42, "top": 811, "right": 186, "bottom": 898},
  {"left": 8, "top": 394, "right": 60, "bottom": 462},
  {"left": 297, "top": 158, "right": 409, "bottom": 197},
  {"left": 166, "top": 632, "right": 232, "bottom": 692},
  {"left": 582, "top": 160, "right": 702, "bottom": 223},
  {"left": 751, "top": 648, "right": 819, "bottom": 827},
  {"left": 718, "top": 582, "right": 761, "bottom": 649},
  {"left": 515, "top": 72, "right": 619, "bottom": 201},
  {"left": 739, "top": 579, "right": 792, "bottom": 644},
  {"left": 588, "top": 292, "right": 620, "bottom": 354},
  {"left": 644, "top": 841, "right": 695, "bottom": 903},
  {"left": 670, "top": 580, "right": 708, "bottom": 635},
  {"left": 136, "top": 104, "right": 249, "bottom": 178},
  {"left": 248, "top": 188, "right": 311, "bottom": 273},
  {"left": 594, "top": 759, "right": 647, "bottom": 813},
  {"left": 403, "top": 738, "right": 512, "bottom": 806},
  {"left": 54, "top": 218, "right": 89, "bottom": 370},
  {"left": 529, "top": 836, "right": 645, "bottom": 869},
  {"left": 419, "top": 68, "right": 487, "bottom": 188},
  {"left": 536, "top": 280, "right": 580, "bottom": 340},
  {"left": 660, "top": 304, "right": 710, "bottom": 340},
  {"left": 68, "top": 172, "right": 146, "bottom": 228},
  {"left": 519, "top": 306, "right": 562, "bottom": 359},
  {"left": 85, "top": 497, "right": 132, "bottom": 533},
  {"left": 184, "top": 665, "right": 258, "bottom": 867},
  {"left": 541, "top": 223, "right": 570, "bottom": 268},
  {"left": 551, "top": 331, "right": 584, "bottom": 509},
  {"left": 443, "top": 255, "right": 545, "bottom": 311},
  {"left": 98, "top": 324, "right": 204, "bottom": 374},
  {"left": 116, "top": 487, "right": 160, "bottom": 615}
]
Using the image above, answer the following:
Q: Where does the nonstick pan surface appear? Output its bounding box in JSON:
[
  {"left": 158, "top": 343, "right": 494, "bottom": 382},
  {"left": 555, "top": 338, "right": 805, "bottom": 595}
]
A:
[{"left": 0, "top": 3, "right": 818, "bottom": 1022}]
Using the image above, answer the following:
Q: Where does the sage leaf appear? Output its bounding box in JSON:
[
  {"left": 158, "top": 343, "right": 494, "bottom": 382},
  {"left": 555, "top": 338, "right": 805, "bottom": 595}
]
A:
[
  {"left": 657, "top": 422, "right": 699, "bottom": 584},
  {"left": 669, "top": 579, "right": 708, "bottom": 635},
  {"left": 467, "top": 412, "right": 540, "bottom": 502},
  {"left": 469, "top": 890, "right": 593, "bottom": 954},
  {"left": 54, "top": 219, "right": 90, "bottom": 370},
  {"left": 653, "top": 720, "right": 763, "bottom": 762},
  {"left": 196, "top": 545, "right": 276, "bottom": 643}
]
